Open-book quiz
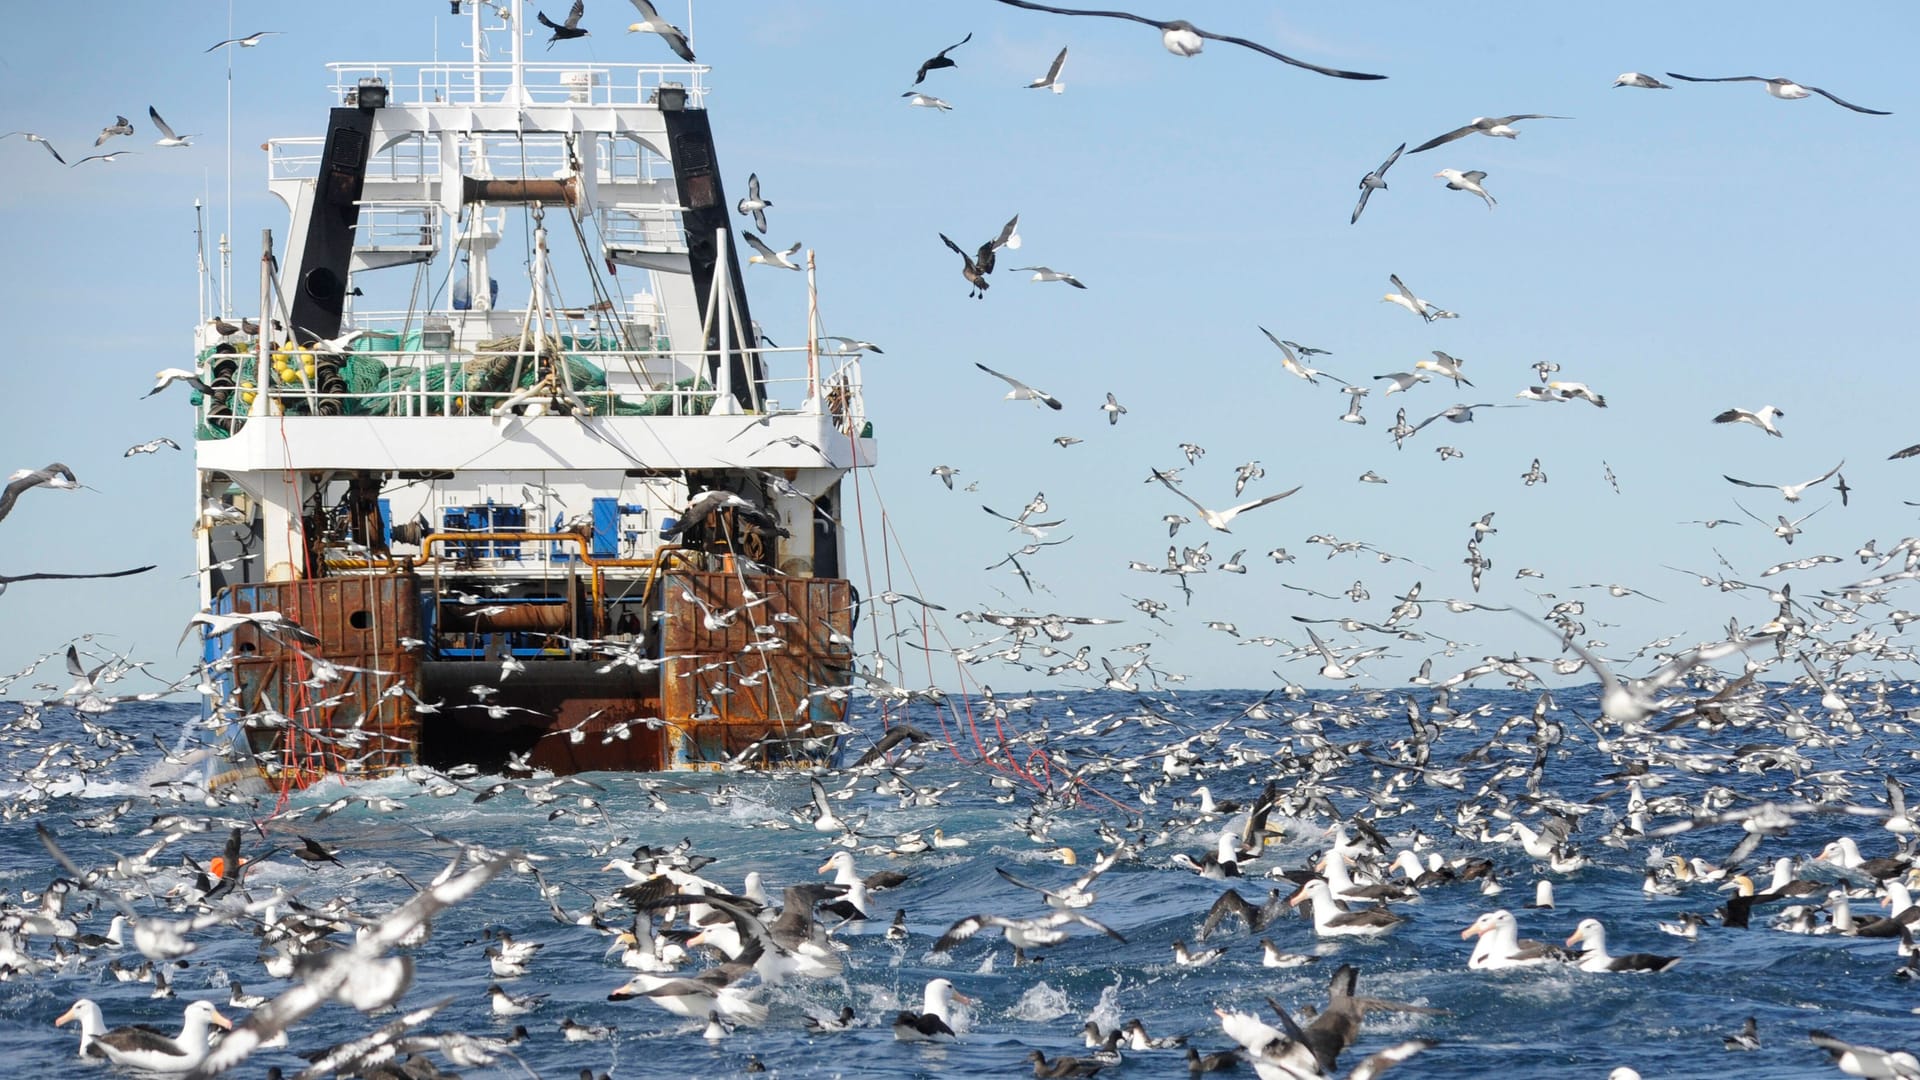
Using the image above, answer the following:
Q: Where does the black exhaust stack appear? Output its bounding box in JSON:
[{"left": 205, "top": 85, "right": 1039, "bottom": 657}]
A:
[
  {"left": 660, "top": 97, "right": 762, "bottom": 406},
  {"left": 288, "top": 85, "right": 381, "bottom": 345}
]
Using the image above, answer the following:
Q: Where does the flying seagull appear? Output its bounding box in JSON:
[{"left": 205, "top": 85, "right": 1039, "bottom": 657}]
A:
[
  {"left": 743, "top": 233, "right": 802, "bottom": 271},
  {"left": 124, "top": 437, "right": 183, "bottom": 456},
  {"left": 1009, "top": 266, "right": 1087, "bottom": 288},
  {"left": 986, "top": 0, "right": 1387, "bottom": 80},
  {"left": 1723, "top": 460, "right": 1844, "bottom": 502},
  {"left": 1613, "top": 72, "right": 1672, "bottom": 89},
  {"left": 736, "top": 172, "right": 770, "bottom": 233},
  {"left": 902, "top": 92, "right": 953, "bottom": 110},
  {"left": 1351, "top": 142, "right": 1405, "bottom": 224},
  {"left": 1150, "top": 468, "right": 1300, "bottom": 533},
  {"left": 976, "top": 363, "right": 1063, "bottom": 410},
  {"left": 0, "top": 464, "right": 80, "bottom": 527},
  {"left": 913, "top": 32, "right": 972, "bottom": 84},
  {"left": 1409, "top": 114, "right": 1570, "bottom": 153},
  {"left": 1027, "top": 46, "right": 1069, "bottom": 92},
  {"left": 0, "top": 565, "right": 155, "bottom": 597},
  {"left": 1665, "top": 73, "right": 1890, "bottom": 114},
  {"left": 72, "top": 151, "right": 137, "bottom": 167},
  {"left": 1434, "top": 169, "right": 1497, "bottom": 209},
  {"left": 537, "top": 0, "right": 589, "bottom": 48},
  {"left": 148, "top": 106, "right": 196, "bottom": 147},
  {"left": 205, "top": 30, "right": 281, "bottom": 52},
  {"left": 3, "top": 132, "right": 66, "bottom": 164},
  {"left": 95, "top": 116, "right": 134, "bottom": 145},
  {"left": 625, "top": 0, "right": 694, "bottom": 62}
]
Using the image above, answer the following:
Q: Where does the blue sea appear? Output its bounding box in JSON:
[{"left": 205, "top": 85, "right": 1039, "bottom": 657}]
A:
[{"left": 0, "top": 688, "right": 1916, "bottom": 1078}]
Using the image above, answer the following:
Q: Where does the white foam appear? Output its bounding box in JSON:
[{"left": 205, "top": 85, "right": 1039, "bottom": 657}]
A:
[{"left": 1009, "top": 980, "right": 1072, "bottom": 1023}]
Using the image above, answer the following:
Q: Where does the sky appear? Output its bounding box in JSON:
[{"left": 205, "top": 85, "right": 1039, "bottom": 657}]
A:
[{"left": 0, "top": 2, "right": 1916, "bottom": 695}]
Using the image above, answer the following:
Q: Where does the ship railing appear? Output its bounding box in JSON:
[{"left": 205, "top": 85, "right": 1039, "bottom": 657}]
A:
[
  {"left": 269, "top": 132, "right": 676, "bottom": 186},
  {"left": 322, "top": 61, "right": 707, "bottom": 110},
  {"left": 201, "top": 341, "right": 866, "bottom": 426},
  {"left": 353, "top": 202, "right": 440, "bottom": 253}
]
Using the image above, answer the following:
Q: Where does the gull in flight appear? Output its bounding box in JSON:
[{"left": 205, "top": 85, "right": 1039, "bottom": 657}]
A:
[
  {"left": 1665, "top": 73, "right": 1890, "bottom": 115},
  {"left": 1026, "top": 46, "right": 1069, "bottom": 92},
  {"left": 1435, "top": 169, "right": 1497, "bottom": 209},
  {"left": 0, "top": 464, "right": 80, "bottom": 526},
  {"left": 626, "top": 0, "right": 695, "bottom": 62},
  {"left": 743, "top": 233, "right": 802, "bottom": 271},
  {"left": 1150, "top": 469, "right": 1300, "bottom": 533},
  {"left": 986, "top": 0, "right": 1387, "bottom": 79},
  {"left": 736, "top": 172, "right": 770, "bottom": 234},
  {"left": 205, "top": 30, "right": 281, "bottom": 52},
  {"left": 1713, "top": 405, "right": 1784, "bottom": 437},
  {"left": 1009, "top": 266, "right": 1087, "bottom": 288},
  {"left": 912, "top": 32, "right": 972, "bottom": 85},
  {"left": 1258, "top": 327, "right": 1345, "bottom": 385},
  {"left": 148, "top": 106, "right": 197, "bottom": 148},
  {"left": 1351, "top": 142, "right": 1405, "bottom": 224},
  {"left": 976, "top": 363, "right": 1063, "bottom": 410},
  {"left": 902, "top": 92, "right": 953, "bottom": 110},
  {"left": 1382, "top": 273, "right": 1453, "bottom": 322},
  {"left": 1409, "top": 114, "right": 1571, "bottom": 153},
  {"left": 95, "top": 116, "right": 134, "bottom": 145},
  {"left": 1410, "top": 402, "right": 1502, "bottom": 434},
  {"left": 1613, "top": 72, "right": 1672, "bottom": 89},
  {"left": 1520, "top": 611, "right": 1776, "bottom": 727},
  {"left": 3, "top": 131, "right": 67, "bottom": 164},
  {"left": 1723, "top": 460, "right": 1843, "bottom": 502},
  {"left": 124, "top": 437, "right": 182, "bottom": 456}
]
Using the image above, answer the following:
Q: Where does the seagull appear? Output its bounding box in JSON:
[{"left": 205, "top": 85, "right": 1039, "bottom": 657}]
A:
[
  {"left": 1723, "top": 460, "right": 1844, "bottom": 502},
  {"left": 124, "top": 438, "right": 182, "bottom": 456},
  {"left": 1435, "top": 169, "right": 1497, "bottom": 209},
  {"left": 1412, "top": 403, "right": 1501, "bottom": 433},
  {"left": 976, "top": 363, "right": 1063, "bottom": 410},
  {"left": 3, "top": 131, "right": 66, "bottom": 164},
  {"left": 902, "top": 92, "right": 953, "bottom": 110},
  {"left": 205, "top": 30, "right": 281, "bottom": 52},
  {"left": 931, "top": 465, "right": 960, "bottom": 490},
  {"left": 625, "top": 0, "right": 694, "bottom": 62},
  {"left": 1410, "top": 114, "right": 1571, "bottom": 153},
  {"left": 1351, "top": 142, "right": 1405, "bottom": 224},
  {"left": 1713, "top": 405, "right": 1785, "bottom": 437},
  {"left": 1382, "top": 274, "right": 1449, "bottom": 322},
  {"left": 986, "top": 0, "right": 1387, "bottom": 80},
  {"left": 148, "top": 106, "right": 196, "bottom": 148},
  {"left": 736, "top": 173, "right": 770, "bottom": 233},
  {"left": 819, "top": 335, "right": 882, "bottom": 354},
  {"left": 1806, "top": 1031, "right": 1920, "bottom": 1078},
  {"left": 1026, "top": 46, "right": 1069, "bottom": 92},
  {"left": 1259, "top": 327, "right": 1346, "bottom": 385},
  {"left": 1613, "top": 72, "right": 1672, "bottom": 89},
  {"left": 1150, "top": 469, "right": 1300, "bottom": 533},
  {"left": 0, "top": 464, "right": 80, "bottom": 526},
  {"left": 1102, "top": 392, "right": 1127, "bottom": 425},
  {"left": 1665, "top": 73, "right": 1890, "bottom": 114},
  {"left": 95, "top": 116, "right": 134, "bottom": 145},
  {"left": 537, "top": 1, "right": 589, "bottom": 47},
  {"left": 72, "top": 151, "right": 138, "bottom": 166},
  {"left": 743, "top": 233, "right": 802, "bottom": 271},
  {"left": 913, "top": 31, "right": 972, "bottom": 84},
  {"left": 1010, "top": 266, "right": 1087, "bottom": 288}
]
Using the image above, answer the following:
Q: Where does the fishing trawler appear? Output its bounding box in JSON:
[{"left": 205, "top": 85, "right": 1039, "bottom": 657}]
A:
[{"left": 192, "top": 2, "right": 876, "bottom": 793}]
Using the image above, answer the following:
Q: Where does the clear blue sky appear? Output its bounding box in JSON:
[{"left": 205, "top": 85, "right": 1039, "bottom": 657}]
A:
[{"left": 0, "top": 2, "right": 1913, "bottom": 693}]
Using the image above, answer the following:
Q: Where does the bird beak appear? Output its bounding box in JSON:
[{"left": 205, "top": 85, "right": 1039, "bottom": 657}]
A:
[
  {"left": 1461, "top": 923, "right": 1483, "bottom": 940},
  {"left": 607, "top": 979, "right": 641, "bottom": 1001},
  {"left": 54, "top": 1005, "right": 78, "bottom": 1028},
  {"left": 1564, "top": 927, "right": 1584, "bottom": 946},
  {"left": 210, "top": 1007, "right": 234, "bottom": 1030},
  {"left": 950, "top": 989, "right": 975, "bottom": 1006},
  {"left": 817, "top": 858, "right": 834, "bottom": 874}
]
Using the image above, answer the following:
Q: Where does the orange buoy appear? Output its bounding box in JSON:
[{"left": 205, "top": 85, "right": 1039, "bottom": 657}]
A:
[{"left": 209, "top": 855, "right": 247, "bottom": 878}]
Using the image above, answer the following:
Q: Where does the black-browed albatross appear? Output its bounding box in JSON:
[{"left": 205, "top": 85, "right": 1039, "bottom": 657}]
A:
[{"left": 987, "top": 0, "right": 1386, "bottom": 80}]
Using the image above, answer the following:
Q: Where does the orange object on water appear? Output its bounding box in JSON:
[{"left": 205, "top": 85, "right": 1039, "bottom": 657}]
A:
[{"left": 209, "top": 856, "right": 247, "bottom": 878}]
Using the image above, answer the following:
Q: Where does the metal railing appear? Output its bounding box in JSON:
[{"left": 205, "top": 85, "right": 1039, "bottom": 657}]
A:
[{"left": 323, "top": 61, "right": 708, "bottom": 110}]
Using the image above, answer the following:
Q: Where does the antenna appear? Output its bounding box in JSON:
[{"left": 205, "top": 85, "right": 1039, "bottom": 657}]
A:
[
  {"left": 223, "top": 0, "right": 234, "bottom": 317},
  {"left": 194, "top": 199, "right": 209, "bottom": 326}
]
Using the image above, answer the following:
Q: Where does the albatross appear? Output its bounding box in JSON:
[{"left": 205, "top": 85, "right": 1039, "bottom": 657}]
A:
[
  {"left": 1434, "top": 168, "right": 1498, "bottom": 209},
  {"left": 1564, "top": 918, "right": 1681, "bottom": 972},
  {"left": 59, "top": 998, "right": 231, "bottom": 1072},
  {"left": 0, "top": 463, "right": 80, "bottom": 526},
  {"left": 894, "top": 977, "right": 969, "bottom": 1041},
  {"left": 1665, "top": 73, "right": 1890, "bottom": 114},
  {"left": 986, "top": 0, "right": 1387, "bottom": 80},
  {"left": 1409, "top": 114, "right": 1571, "bottom": 153},
  {"left": 976, "top": 362, "right": 1063, "bottom": 410}
]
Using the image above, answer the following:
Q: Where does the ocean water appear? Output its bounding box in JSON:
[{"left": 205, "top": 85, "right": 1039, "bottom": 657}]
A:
[{"left": 0, "top": 688, "right": 1916, "bottom": 1079}]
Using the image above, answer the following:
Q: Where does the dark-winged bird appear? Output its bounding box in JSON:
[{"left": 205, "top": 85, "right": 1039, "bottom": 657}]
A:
[
  {"left": 538, "top": 0, "right": 589, "bottom": 48},
  {"left": 913, "top": 32, "right": 972, "bottom": 84},
  {"left": 986, "top": 0, "right": 1386, "bottom": 80}
]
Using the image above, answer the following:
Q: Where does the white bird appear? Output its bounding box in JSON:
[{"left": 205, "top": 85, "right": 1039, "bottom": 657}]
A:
[
  {"left": 204, "top": 30, "right": 281, "bottom": 52},
  {"left": 1259, "top": 326, "right": 1346, "bottom": 384},
  {"left": 1009, "top": 265, "right": 1087, "bottom": 288},
  {"left": 1101, "top": 392, "right": 1127, "bottom": 425},
  {"left": 1150, "top": 469, "right": 1299, "bottom": 533},
  {"left": 1435, "top": 168, "right": 1497, "bottom": 209},
  {"left": 1351, "top": 142, "right": 1406, "bottom": 224},
  {"left": 95, "top": 115, "right": 134, "bottom": 145},
  {"left": 1666, "top": 73, "right": 1890, "bottom": 114},
  {"left": 1415, "top": 351, "right": 1472, "bottom": 386},
  {"left": 1382, "top": 273, "right": 1451, "bottom": 322},
  {"left": 63, "top": 999, "right": 231, "bottom": 1072},
  {"left": 1613, "top": 72, "right": 1672, "bottom": 89},
  {"left": 976, "top": 362, "right": 1063, "bottom": 410},
  {"left": 742, "top": 233, "right": 801, "bottom": 271},
  {"left": 1410, "top": 114, "right": 1571, "bottom": 153},
  {"left": 148, "top": 106, "right": 196, "bottom": 148},
  {"left": 145, "top": 368, "right": 216, "bottom": 398},
  {"left": 894, "top": 977, "right": 968, "bottom": 1042},
  {"left": 1549, "top": 380, "right": 1606, "bottom": 407},
  {"left": 984, "top": 0, "right": 1387, "bottom": 80},
  {"left": 735, "top": 172, "right": 770, "bottom": 233},
  {"left": 625, "top": 0, "right": 695, "bottom": 62},
  {"left": 1713, "top": 405, "right": 1785, "bottom": 437},
  {"left": 124, "top": 438, "right": 183, "bottom": 457},
  {"left": 1026, "top": 45, "right": 1069, "bottom": 92},
  {"left": 902, "top": 92, "right": 953, "bottom": 110},
  {"left": 1809, "top": 1031, "right": 1920, "bottom": 1078},
  {"left": 1723, "top": 459, "right": 1844, "bottom": 502},
  {"left": 3, "top": 131, "right": 67, "bottom": 164}
]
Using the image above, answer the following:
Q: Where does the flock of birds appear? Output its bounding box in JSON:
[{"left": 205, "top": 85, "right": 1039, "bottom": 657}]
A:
[{"left": 6, "top": 2, "right": 1920, "bottom": 1078}]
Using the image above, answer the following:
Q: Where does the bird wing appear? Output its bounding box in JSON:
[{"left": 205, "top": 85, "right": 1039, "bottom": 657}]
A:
[
  {"left": 1801, "top": 459, "right": 1845, "bottom": 489},
  {"left": 1043, "top": 45, "right": 1069, "bottom": 81},
  {"left": 1889, "top": 443, "right": 1920, "bottom": 460},
  {"left": 990, "top": 213, "right": 1021, "bottom": 250},
  {"left": 1199, "top": 888, "right": 1256, "bottom": 940},
  {"left": 936, "top": 31, "right": 974, "bottom": 60},
  {"left": 1348, "top": 1038, "right": 1436, "bottom": 1080},
  {"left": 1191, "top": 26, "right": 1388, "bottom": 80},
  {"left": 1408, "top": 124, "right": 1474, "bottom": 154},
  {"left": 1389, "top": 273, "right": 1419, "bottom": 304},
  {"left": 148, "top": 106, "right": 179, "bottom": 140},
  {"left": 742, "top": 232, "right": 776, "bottom": 258},
  {"left": 995, "top": 866, "right": 1068, "bottom": 903},
  {"left": 1376, "top": 141, "right": 1406, "bottom": 175},
  {"left": 1805, "top": 85, "right": 1892, "bottom": 114},
  {"left": 939, "top": 232, "right": 975, "bottom": 267},
  {"left": 974, "top": 362, "right": 1026, "bottom": 392},
  {"left": 1462, "top": 170, "right": 1489, "bottom": 183},
  {"left": 1350, "top": 184, "right": 1374, "bottom": 225},
  {"left": 1665, "top": 73, "right": 1766, "bottom": 84},
  {"left": 1721, "top": 475, "right": 1773, "bottom": 491},
  {"left": 1226, "top": 487, "right": 1303, "bottom": 517},
  {"left": 537, "top": 10, "right": 561, "bottom": 30},
  {"left": 1150, "top": 469, "right": 1209, "bottom": 516},
  {"left": 1711, "top": 408, "right": 1751, "bottom": 424},
  {"left": 987, "top": 0, "right": 1163, "bottom": 28},
  {"left": 1257, "top": 326, "right": 1299, "bottom": 365},
  {"left": 743, "top": 172, "right": 759, "bottom": 200},
  {"left": 1491, "top": 113, "right": 1571, "bottom": 123},
  {"left": 0, "top": 565, "right": 155, "bottom": 587},
  {"left": 564, "top": 0, "right": 585, "bottom": 29}
]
